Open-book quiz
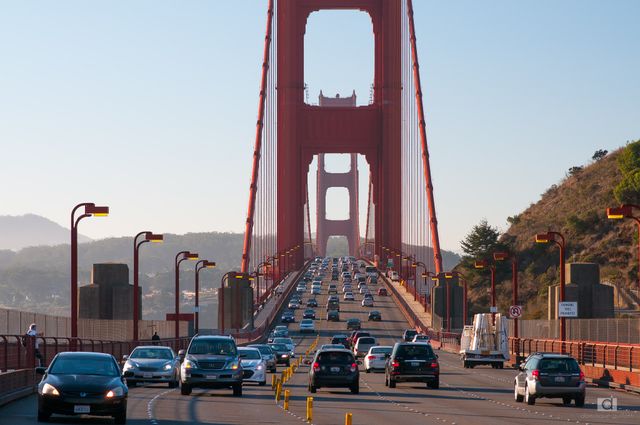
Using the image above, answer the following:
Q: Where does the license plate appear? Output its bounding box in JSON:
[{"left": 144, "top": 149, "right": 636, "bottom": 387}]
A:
[
  {"left": 206, "top": 375, "right": 218, "bottom": 379},
  {"left": 74, "top": 405, "right": 90, "bottom": 414},
  {"left": 554, "top": 376, "right": 565, "bottom": 383},
  {"left": 411, "top": 362, "right": 420, "bottom": 367},
  {"left": 143, "top": 372, "right": 153, "bottom": 378},
  {"left": 330, "top": 367, "right": 340, "bottom": 373}
]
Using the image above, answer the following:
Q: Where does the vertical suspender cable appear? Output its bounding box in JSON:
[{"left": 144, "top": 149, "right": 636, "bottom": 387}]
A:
[
  {"left": 241, "top": 0, "right": 274, "bottom": 273},
  {"left": 407, "top": 0, "right": 443, "bottom": 273}
]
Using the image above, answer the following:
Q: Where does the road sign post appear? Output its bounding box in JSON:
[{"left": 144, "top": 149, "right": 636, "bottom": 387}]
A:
[{"left": 489, "top": 306, "right": 498, "bottom": 313}]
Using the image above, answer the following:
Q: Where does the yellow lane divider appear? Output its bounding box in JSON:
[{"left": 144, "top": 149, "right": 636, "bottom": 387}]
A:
[
  {"left": 345, "top": 412, "right": 353, "bottom": 425},
  {"left": 306, "top": 396, "right": 313, "bottom": 422},
  {"left": 283, "top": 389, "right": 290, "bottom": 411}
]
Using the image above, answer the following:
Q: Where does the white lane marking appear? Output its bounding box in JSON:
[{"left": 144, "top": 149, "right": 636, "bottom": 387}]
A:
[{"left": 147, "top": 388, "right": 175, "bottom": 425}]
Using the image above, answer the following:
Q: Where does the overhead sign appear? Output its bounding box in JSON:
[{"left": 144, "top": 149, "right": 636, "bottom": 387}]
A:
[
  {"left": 509, "top": 305, "right": 523, "bottom": 318},
  {"left": 558, "top": 302, "right": 578, "bottom": 318},
  {"left": 387, "top": 259, "right": 394, "bottom": 268},
  {"left": 489, "top": 306, "right": 498, "bottom": 313}
]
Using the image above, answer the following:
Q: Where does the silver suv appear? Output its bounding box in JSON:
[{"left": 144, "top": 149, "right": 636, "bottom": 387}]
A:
[
  {"left": 179, "top": 335, "right": 243, "bottom": 396},
  {"left": 514, "top": 353, "right": 585, "bottom": 406}
]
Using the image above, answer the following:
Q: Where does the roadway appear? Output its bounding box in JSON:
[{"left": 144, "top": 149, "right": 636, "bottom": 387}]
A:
[{"left": 2, "top": 263, "right": 639, "bottom": 425}]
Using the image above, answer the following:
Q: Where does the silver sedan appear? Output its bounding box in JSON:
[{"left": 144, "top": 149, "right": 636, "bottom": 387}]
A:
[{"left": 122, "top": 346, "right": 180, "bottom": 387}]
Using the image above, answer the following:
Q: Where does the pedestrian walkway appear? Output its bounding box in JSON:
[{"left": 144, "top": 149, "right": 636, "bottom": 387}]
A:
[
  {"left": 252, "top": 269, "right": 301, "bottom": 329},
  {"left": 383, "top": 275, "right": 432, "bottom": 328}
]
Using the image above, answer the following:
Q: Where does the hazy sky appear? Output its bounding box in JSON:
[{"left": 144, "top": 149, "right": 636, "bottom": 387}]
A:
[{"left": 0, "top": 1, "right": 638, "bottom": 253}]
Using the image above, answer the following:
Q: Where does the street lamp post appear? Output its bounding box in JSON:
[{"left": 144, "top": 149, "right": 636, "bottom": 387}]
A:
[
  {"left": 474, "top": 259, "right": 497, "bottom": 323},
  {"left": 412, "top": 261, "right": 427, "bottom": 302},
  {"left": 254, "top": 261, "right": 272, "bottom": 305},
  {"left": 607, "top": 204, "right": 640, "bottom": 291},
  {"left": 175, "top": 251, "right": 198, "bottom": 339},
  {"left": 70, "top": 203, "right": 109, "bottom": 344},
  {"left": 493, "top": 251, "right": 519, "bottom": 339},
  {"left": 133, "top": 231, "right": 163, "bottom": 341},
  {"left": 535, "top": 231, "right": 567, "bottom": 342},
  {"left": 194, "top": 260, "right": 216, "bottom": 334}
]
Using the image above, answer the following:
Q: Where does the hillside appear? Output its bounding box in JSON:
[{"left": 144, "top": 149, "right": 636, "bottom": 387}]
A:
[
  {"left": 457, "top": 144, "right": 638, "bottom": 319},
  {"left": 0, "top": 214, "right": 91, "bottom": 250}
]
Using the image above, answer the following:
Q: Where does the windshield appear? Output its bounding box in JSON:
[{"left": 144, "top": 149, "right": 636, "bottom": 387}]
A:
[
  {"left": 49, "top": 356, "right": 119, "bottom": 376},
  {"left": 273, "top": 338, "right": 293, "bottom": 345},
  {"left": 130, "top": 348, "right": 173, "bottom": 360},
  {"left": 318, "top": 351, "right": 354, "bottom": 364},
  {"left": 371, "top": 347, "right": 392, "bottom": 354},
  {"left": 396, "top": 344, "right": 436, "bottom": 360},
  {"left": 301, "top": 319, "right": 313, "bottom": 325},
  {"left": 269, "top": 344, "right": 287, "bottom": 351},
  {"left": 358, "top": 338, "right": 376, "bottom": 344},
  {"left": 188, "top": 340, "right": 237, "bottom": 356},
  {"left": 539, "top": 358, "right": 580, "bottom": 373},
  {"left": 238, "top": 349, "right": 262, "bottom": 360},
  {"left": 250, "top": 345, "right": 273, "bottom": 355}
]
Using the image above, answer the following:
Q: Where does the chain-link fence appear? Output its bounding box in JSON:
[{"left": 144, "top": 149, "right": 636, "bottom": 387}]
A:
[{"left": 512, "top": 318, "right": 640, "bottom": 344}]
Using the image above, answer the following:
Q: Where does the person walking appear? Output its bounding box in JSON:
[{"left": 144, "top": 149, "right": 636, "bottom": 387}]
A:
[
  {"left": 151, "top": 331, "right": 160, "bottom": 345},
  {"left": 26, "top": 323, "right": 43, "bottom": 366}
]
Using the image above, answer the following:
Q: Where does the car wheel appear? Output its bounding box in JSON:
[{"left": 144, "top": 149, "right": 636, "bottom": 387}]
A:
[
  {"left": 351, "top": 383, "right": 359, "bottom": 394},
  {"left": 525, "top": 385, "right": 535, "bottom": 405},
  {"left": 562, "top": 397, "right": 572, "bottom": 406},
  {"left": 309, "top": 384, "right": 317, "bottom": 393},
  {"left": 114, "top": 410, "right": 127, "bottom": 425},
  {"left": 365, "top": 368, "right": 370, "bottom": 373},
  {"left": 233, "top": 384, "right": 243, "bottom": 397},
  {"left": 389, "top": 378, "right": 396, "bottom": 388},
  {"left": 427, "top": 379, "right": 439, "bottom": 389},
  {"left": 37, "top": 409, "right": 51, "bottom": 422},
  {"left": 259, "top": 379, "right": 267, "bottom": 386},
  {"left": 575, "top": 394, "right": 585, "bottom": 407},
  {"left": 181, "top": 383, "right": 192, "bottom": 395},
  {"left": 514, "top": 383, "right": 524, "bottom": 402},
  {"left": 462, "top": 361, "right": 468, "bottom": 368},
  {"left": 384, "top": 374, "right": 389, "bottom": 386}
]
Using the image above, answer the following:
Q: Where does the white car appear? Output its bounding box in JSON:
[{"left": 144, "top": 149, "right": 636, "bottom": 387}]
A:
[
  {"left": 353, "top": 336, "right": 377, "bottom": 358},
  {"left": 412, "top": 334, "right": 431, "bottom": 343},
  {"left": 390, "top": 271, "right": 400, "bottom": 282},
  {"left": 299, "top": 319, "right": 315, "bottom": 333},
  {"left": 361, "top": 297, "right": 374, "bottom": 307},
  {"left": 310, "top": 286, "right": 321, "bottom": 295},
  {"left": 238, "top": 347, "right": 267, "bottom": 385},
  {"left": 364, "top": 346, "right": 393, "bottom": 372},
  {"left": 359, "top": 286, "right": 369, "bottom": 294},
  {"left": 344, "top": 292, "right": 355, "bottom": 301},
  {"left": 328, "top": 284, "right": 338, "bottom": 294}
]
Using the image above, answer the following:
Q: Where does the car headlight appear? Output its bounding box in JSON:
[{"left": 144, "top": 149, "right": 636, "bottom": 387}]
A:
[
  {"left": 163, "top": 363, "right": 173, "bottom": 370},
  {"left": 230, "top": 362, "right": 240, "bottom": 370},
  {"left": 41, "top": 383, "right": 60, "bottom": 396},
  {"left": 281, "top": 354, "right": 289, "bottom": 358},
  {"left": 123, "top": 361, "right": 137, "bottom": 371},
  {"left": 183, "top": 359, "right": 197, "bottom": 369},
  {"left": 256, "top": 364, "right": 263, "bottom": 371},
  {"left": 106, "top": 387, "right": 124, "bottom": 398}
]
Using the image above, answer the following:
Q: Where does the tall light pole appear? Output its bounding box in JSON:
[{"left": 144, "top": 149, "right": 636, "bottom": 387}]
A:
[
  {"left": 493, "top": 251, "right": 519, "bottom": 339},
  {"left": 607, "top": 204, "right": 640, "bottom": 291},
  {"left": 133, "top": 231, "right": 163, "bottom": 341},
  {"left": 71, "top": 203, "right": 109, "bottom": 344},
  {"left": 253, "top": 260, "right": 272, "bottom": 305},
  {"left": 412, "top": 261, "right": 427, "bottom": 302},
  {"left": 194, "top": 260, "right": 216, "bottom": 334},
  {"left": 535, "top": 231, "right": 566, "bottom": 342},
  {"left": 175, "top": 251, "right": 198, "bottom": 339},
  {"left": 474, "top": 259, "right": 497, "bottom": 323}
]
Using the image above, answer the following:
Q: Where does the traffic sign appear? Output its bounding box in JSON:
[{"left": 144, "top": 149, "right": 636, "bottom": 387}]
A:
[
  {"left": 558, "top": 301, "right": 578, "bottom": 317},
  {"left": 509, "top": 305, "right": 523, "bottom": 318},
  {"left": 489, "top": 306, "right": 498, "bottom": 313}
]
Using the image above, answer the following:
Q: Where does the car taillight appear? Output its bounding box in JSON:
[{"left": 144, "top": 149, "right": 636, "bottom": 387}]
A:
[
  {"left": 430, "top": 362, "right": 438, "bottom": 369},
  {"left": 579, "top": 371, "right": 585, "bottom": 381},
  {"left": 392, "top": 361, "right": 400, "bottom": 368},
  {"left": 531, "top": 370, "right": 540, "bottom": 380},
  {"left": 350, "top": 363, "right": 358, "bottom": 372},
  {"left": 367, "top": 355, "right": 375, "bottom": 360},
  {"left": 312, "top": 362, "right": 320, "bottom": 372}
]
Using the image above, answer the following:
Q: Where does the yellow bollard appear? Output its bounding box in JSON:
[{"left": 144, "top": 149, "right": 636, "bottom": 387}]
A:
[
  {"left": 283, "top": 390, "right": 290, "bottom": 411},
  {"left": 306, "top": 396, "right": 313, "bottom": 422},
  {"left": 345, "top": 412, "right": 353, "bottom": 425},
  {"left": 272, "top": 374, "right": 277, "bottom": 390},
  {"left": 276, "top": 381, "right": 282, "bottom": 402}
]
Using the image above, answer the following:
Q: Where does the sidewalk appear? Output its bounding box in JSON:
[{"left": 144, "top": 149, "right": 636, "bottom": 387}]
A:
[
  {"left": 388, "top": 277, "right": 433, "bottom": 327},
  {"left": 252, "top": 270, "right": 300, "bottom": 329}
]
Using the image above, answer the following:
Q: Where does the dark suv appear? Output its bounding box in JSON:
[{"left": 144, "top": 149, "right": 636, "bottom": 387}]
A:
[
  {"left": 308, "top": 348, "right": 360, "bottom": 394},
  {"left": 514, "top": 353, "right": 585, "bottom": 406},
  {"left": 179, "top": 335, "right": 243, "bottom": 396},
  {"left": 385, "top": 342, "right": 439, "bottom": 389}
]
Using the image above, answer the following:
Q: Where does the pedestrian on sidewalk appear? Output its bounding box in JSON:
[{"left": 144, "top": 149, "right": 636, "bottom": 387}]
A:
[{"left": 25, "top": 323, "right": 44, "bottom": 367}]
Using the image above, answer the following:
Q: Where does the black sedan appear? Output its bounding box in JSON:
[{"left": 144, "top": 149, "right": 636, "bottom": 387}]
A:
[
  {"left": 308, "top": 348, "right": 360, "bottom": 394},
  {"left": 368, "top": 310, "right": 382, "bottom": 321},
  {"left": 281, "top": 311, "right": 296, "bottom": 323},
  {"left": 307, "top": 298, "right": 318, "bottom": 307},
  {"left": 268, "top": 343, "right": 292, "bottom": 366},
  {"left": 36, "top": 351, "right": 127, "bottom": 423},
  {"left": 303, "top": 309, "right": 316, "bottom": 319}
]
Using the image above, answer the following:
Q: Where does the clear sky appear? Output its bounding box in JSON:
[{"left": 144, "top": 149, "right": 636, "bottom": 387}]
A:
[{"left": 0, "top": 0, "right": 638, "bottom": 253}]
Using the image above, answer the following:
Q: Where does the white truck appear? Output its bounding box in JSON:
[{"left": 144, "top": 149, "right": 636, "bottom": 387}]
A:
[{"left": 460, "top": 313, "right": 509, "bottom": 369}]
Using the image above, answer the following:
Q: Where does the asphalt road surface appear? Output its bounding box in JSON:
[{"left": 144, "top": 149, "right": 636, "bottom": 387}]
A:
[{"left": 2, "top": 266, "right": 638, "bottom": 425}]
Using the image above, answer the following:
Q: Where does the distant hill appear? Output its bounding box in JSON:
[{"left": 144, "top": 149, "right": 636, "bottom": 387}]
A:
[
  {"left": 457, "top": 143, "right": 639, "bottom": 319},
  {"left": 0, "top": 214, "right": 91, "bottom": 250}
]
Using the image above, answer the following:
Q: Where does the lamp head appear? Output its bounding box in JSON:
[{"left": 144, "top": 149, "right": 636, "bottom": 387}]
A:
[
  {"left": 474, "top": 260, "right": 487, "bottom": 269},
  {"left": 147, "top": 233, "right": 164, "bottom": 243},
  {"left": 535, "top": 233, "right": 551, "bottom": 243},
  {"left": 607, "top": 206, "right": 632, "bottom": 219},
  {"left": 86, "top": 205, "right": 109, "bottom": 217},
  {"left": 186, "top": 252, "right": 199, "bottom": 260},
  {"left": 493, "top": 252, "right": 508, "bottom": 261},
  {"left": 204, "top": 261, "right": 216, "bottom": 269}
]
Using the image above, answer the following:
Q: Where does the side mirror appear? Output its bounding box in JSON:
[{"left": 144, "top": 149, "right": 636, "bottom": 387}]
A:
[
  {"left": 35, "top": 367, "right": 46, "bottom": 375},
  {"left": 178, "top": 349, "right": 186, "bottom": 362},
  {"left": 519, "top": 363, "right": 526, "bottom": 371},
  {"left": 122, "top": 355, "right": 129, "bottom": 361}
]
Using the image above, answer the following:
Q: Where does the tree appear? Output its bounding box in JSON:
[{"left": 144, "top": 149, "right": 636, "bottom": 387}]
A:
[
  {"left": 614, "top": 168, "right": 640, "bottom": 205},
  {"left": 567, "top": 166, "right": 583, "bottom": 177},
  {"left": 592, "top": 149, "right": 608, "bottom": 161},
  {"left": 617, "top": 140, "right": 640, "bottom": 175},
  {"left": 460, "top": 219, "right": 501, "bottom": 259}
]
